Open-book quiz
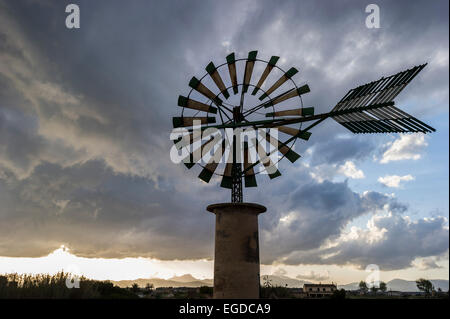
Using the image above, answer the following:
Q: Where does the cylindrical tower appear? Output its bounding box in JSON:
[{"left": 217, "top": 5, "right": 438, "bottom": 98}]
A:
[{"left": 207, "top": 203, "right": 266, "bottom": 299}]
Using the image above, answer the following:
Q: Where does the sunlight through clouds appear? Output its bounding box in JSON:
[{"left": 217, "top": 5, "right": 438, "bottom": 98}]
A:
[{"left": 0, "top": 246, "right": 213, "bottom": 281}]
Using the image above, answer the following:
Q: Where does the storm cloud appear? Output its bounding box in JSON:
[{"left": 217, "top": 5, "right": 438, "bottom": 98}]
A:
[{"left": 0, "top": 0, "right": 448, "bottom": 271}]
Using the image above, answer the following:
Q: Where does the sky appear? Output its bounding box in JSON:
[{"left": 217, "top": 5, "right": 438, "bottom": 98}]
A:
[{"left": 0, "top": 0, "right": 448, "bottom": 285}]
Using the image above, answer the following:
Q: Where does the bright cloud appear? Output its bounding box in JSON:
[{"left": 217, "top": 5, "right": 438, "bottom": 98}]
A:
[
  {"left": 0, "top": 246, "right": 213, "bottom": 281},
  {"left": 378, "top": 175, "right": 415, "bottom": 188},
  {"left": 296, "top": 270, "right": 330, "bottom": 282},
  {"left": 309, "top": 161, "right": 364, "bottom": 182},
  {"left": 337, "top": 161, "right": 365, "bottom": 179},
  {"left": 281, "top": 214, "right": 449, "bottom": 270},
  {"left": 380, "top": 134, "right": 428, "bottom": 164}
]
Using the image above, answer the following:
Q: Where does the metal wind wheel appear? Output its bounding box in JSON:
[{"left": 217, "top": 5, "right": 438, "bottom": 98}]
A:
[{"left": 172, "top": 51, "right": 435, "bottom": 203}]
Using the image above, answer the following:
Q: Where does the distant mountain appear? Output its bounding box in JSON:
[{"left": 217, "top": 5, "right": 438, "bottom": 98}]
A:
[
  {"left": 339, "top": 279, "right": 449, "bottom": 292},
  {"left": 169, "top": 274, "right": 200, "bottom": 283},
  {"left": 260, "top": 275, "right": 312, "bottom": 288},
  {"left": 111, "top": 277, "right": 212, "bottom": 288},
  {"left": 338, "top": 282, "right": 359, "bottom": 291},
  {"left": 110, "top": 274, "right": 310, "bottom": 289},
  {"left": 387, "top": 279, "right": 448, "bottom": 292},
  {"left": 110, "top": 274, "right": 448, "bottom": 292}
]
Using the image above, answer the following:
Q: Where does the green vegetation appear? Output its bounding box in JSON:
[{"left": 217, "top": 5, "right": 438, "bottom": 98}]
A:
[
  {"left": 358, "top": 280, "right": 368, "bottom": 294},
  {"left": 416, "top": 278, "right": 433, "bottom": 296},
  {"left": 259, "top": 275, "right": 297, "bottom": 298},
  {"left": 151, "top": 286, "right": 212, "bottom": 299},
  {"left": 260, "top": 285, "right": 293, "bottom": 298},
  {"left": 0, "top": 272, "right": 138, "bottom": 299},
  {"left": 0, "top": 273, "right": 447, "bottom": 299}
]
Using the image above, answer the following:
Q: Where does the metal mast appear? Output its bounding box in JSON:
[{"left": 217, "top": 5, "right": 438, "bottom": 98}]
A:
[{"left": 231, "top": 106, "right": 243, "bottom": 202}]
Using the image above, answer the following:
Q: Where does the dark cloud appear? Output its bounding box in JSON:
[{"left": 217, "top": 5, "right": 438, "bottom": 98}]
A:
[
  {"left": 0, "top": 159, "right": 219, "bottom": 259},
  {"left": 282, "top": 215, "right": 449, "bottom": 270},
  {"left": 309, "top": 135, "right": 377, "bottom": 166},
  {"left": 254, "top": 167, "right": 416, "bottom": 264},
  {"left": 0, "top": 0, "right": 448, "bottom": 271}
]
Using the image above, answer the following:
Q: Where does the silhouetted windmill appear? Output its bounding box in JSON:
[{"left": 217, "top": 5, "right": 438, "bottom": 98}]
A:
[{"left": 172, "top": 51, "right": 435, "bottom": 298}]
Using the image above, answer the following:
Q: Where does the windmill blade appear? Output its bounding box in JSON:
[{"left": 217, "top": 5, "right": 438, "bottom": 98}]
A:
[
  {"left": 174, "top": 132, "right": 194, "bottom": 150},
  {"left": 252, "top": 56, "right": 279, "bottom": 95},
  {"left": 189, "top": 77, "right": 223, "bottom": 106},
  {"left": 330, "top": 64, "right": 435, "bottom": 133},
  {"left": 266, "top": 107, "right": 314, "bottom": 117},
  {"left": 198, "top": 141, "right": 226, "bottom": 183},
  {"left": 226, "top": 52, "right": 239, "bottom": 94},
  {"left": 263, "top": 85, "right": 310, "bottom": 108},
  {"left": 199, "top": 161, "right": 220, "bottom": 183},
  {"left": 332, "top": 103, "right": 435, "bottom": 133},
  {"left": 332, "top": 64, "right": 426, "bottom": 112},
  {"left": 220, "top": 162, "right": 233, "bottom": 189},
  {"left": 173, "top": 116, "right": 216, "bottom": 128},
  {"left": 276, "top": 126, "right": 312, "bottom": 140},
  {"left": 243, "top": 142, "right": 257, "bottom": 187},
  {"left": 252, "top": 138, "right": 281, "bottom": 179},
  {"left": 178, "top": 135, "right": 215, "bottom": 169},
  {"left": 177, "top": 129, "right": 218, "bottom": 151},
  {"left": 242, "top": 51, "right": 258, "bottom": 93},
  {"left": 178, "top": 96, "right": 217, "bottom": 114},
  {"left": 200, "top": 135, "right": 219, "bottom": 154},
  {"left": 259, "top": 67, "right": 298, "bottom": 100},
  {"left": 206, "top": 62, "right": 230, "bottom": 99},
  {"left": 264, "top": 133, "right": 301, "bottom": 163},
  {"left": 220, "top": 137, "right": 240, "bottom": 189}
]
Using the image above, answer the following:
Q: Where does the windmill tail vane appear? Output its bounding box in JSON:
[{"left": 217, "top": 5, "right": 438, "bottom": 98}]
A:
[
  {"left": 171, "top": 51, "right": 435, "bottom": 202},
  {"left": 330, "top": 63, "right": 435, "bottom": 134}
]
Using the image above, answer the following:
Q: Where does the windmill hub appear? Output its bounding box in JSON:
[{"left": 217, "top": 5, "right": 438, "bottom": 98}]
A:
[{"left": 233, "top": 106, "right": 244, "bottom": 123}]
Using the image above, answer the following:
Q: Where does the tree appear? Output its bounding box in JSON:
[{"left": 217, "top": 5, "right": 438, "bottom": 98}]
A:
[
  {"left": 131, "top": 283, "right": 140, "bottom": 294},
  {"left": 370, "top": 285, "right": 378, "bottom": 293},
  {"left": 379, "top": 281, "right": 387, "bottom": 293},
  {"left": 0, "top": 276, "right": 7, "bottom": 288},
  {"left": 359, "top": 281, "right": 368, "bottom": 294},
  {"left": 416, "top": 278, "right": 433, "bottom": 295},
  {"left": 143, "top": 283, "right": 154, "bottom": 295}
]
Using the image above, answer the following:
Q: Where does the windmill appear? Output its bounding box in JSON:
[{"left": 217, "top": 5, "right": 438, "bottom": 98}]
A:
[{"left": 171, "top": 51, "right": 435, "bottom": 298}]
